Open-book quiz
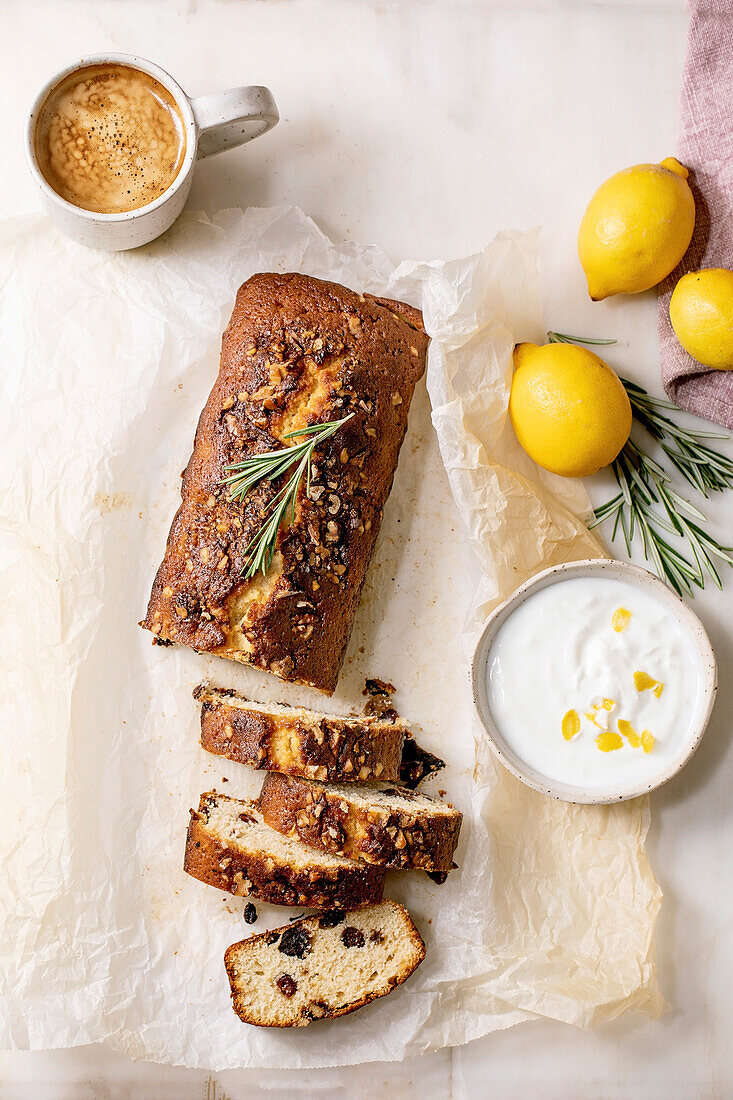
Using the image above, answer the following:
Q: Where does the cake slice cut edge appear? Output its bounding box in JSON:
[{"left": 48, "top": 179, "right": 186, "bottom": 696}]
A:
[
  {"left": 224, "top": 899, "right": 425, "bottom": 1027},
  {"left": 258, "top": 772, "right": 463, "bottom": 872},
  {"left": 184, "top": 791, "right": 385, "bottom": 909},
  {"left": 195, "top": 683, "right": 407, "bottom": 783}
]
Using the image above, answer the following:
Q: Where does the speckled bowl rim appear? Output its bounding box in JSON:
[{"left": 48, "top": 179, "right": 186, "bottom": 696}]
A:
[{"left": 469, "top": 558, "right": 718, "bottom": 804}]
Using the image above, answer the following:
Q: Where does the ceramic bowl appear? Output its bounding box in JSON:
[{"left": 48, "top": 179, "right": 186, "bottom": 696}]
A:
[{"left": 469, "top": 558, "right": 717, "bottom": 804}]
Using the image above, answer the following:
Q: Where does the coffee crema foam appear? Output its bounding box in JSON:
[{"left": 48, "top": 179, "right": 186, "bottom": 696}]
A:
[{"left": 34, "top": 63, "right": 187, "bottom": 214}]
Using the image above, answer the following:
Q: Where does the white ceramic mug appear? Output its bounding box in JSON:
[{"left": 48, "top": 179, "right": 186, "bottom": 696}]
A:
[{"left": 25, "top": 53, "right": 279, "bottom": 251}]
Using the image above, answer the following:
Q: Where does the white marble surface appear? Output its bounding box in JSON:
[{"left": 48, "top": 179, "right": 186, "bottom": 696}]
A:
[{"left": 5, "top": 1, "right": 733, "bottom": 1097}]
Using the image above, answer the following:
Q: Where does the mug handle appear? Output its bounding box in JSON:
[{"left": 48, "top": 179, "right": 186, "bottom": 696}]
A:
[{"left": 191, "top": 86, "right": 279, "bottom": 159}]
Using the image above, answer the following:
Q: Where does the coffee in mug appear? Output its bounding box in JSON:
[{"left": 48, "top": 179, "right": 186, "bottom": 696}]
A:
[{"left": 33, "top": 62, "right": 187, "bottom": 214}]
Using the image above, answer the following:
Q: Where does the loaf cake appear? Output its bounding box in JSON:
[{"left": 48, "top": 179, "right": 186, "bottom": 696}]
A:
[
  {"left": 142, "top": 273, "right": 428, "bottom": 694},
  {"left": 258, "top": 773, "right": 462, "bottom": 873},
  {"left": 184, "top": 792, "right": 384, "bottom": 909},
  {"left": 224, "top": 900, "right": 425, "bottom": 1027},
  {"left": 195, "top": 683, "right": 406, "bottom": 782}
]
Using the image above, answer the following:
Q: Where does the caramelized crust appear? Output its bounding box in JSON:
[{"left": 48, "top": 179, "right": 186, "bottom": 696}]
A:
[
  {"left": 184, "top": 792, "right": 385, "bottom": 909},
  {"left": 142, "top": 273, "right": 427, "bottom": 693},
  {"left": 195, "top": 683, "right": 406, "bottom": 782},
  {"left": 259, "top": 772, "right": 463, "bottom": 873}
]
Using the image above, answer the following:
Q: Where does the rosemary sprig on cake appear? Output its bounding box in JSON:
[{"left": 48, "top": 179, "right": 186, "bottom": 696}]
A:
[
  {"left": 548, "top": 331, "right": 733, "bottom": 596},
  {"left": 220, "top": 412, "right": 354, "bottom": 579}
]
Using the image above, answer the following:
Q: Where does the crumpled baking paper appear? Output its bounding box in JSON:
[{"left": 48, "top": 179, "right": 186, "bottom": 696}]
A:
[{"left": 0, "top": 205, "right": 663, "bottom": 1069}]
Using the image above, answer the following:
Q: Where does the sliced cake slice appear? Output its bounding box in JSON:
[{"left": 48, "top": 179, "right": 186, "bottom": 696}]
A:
[
  {"left": 224, "top": 900, "right": 425, "bottom": 1027},
  {"left": 195, "top": 684, "right": 406, "bottom": 782},
  {"left": 258, "top": 773, "right": 462, "bottom": 873},
  {"left": 185, "top": 792, "right": 384, "bottom": 909}
]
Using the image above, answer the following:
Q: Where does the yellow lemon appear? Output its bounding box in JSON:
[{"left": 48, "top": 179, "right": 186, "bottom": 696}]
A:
[
  {"left": 669, "top": 268, "right": 733, "bottom": 369},
  {"left": 578, "top": 158, "right": 695, "bottom": 300},
  {"left": 509, "top": 342, "right": 632, "bottom": 478}
]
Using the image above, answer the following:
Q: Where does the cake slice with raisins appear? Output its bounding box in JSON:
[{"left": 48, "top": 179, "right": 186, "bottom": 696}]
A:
[
  {"left": 185, "top": 792, "right": 384, "bottom": 909},
  {"left": 224, "top": 900, "right": 425, "bottom": 1027}
]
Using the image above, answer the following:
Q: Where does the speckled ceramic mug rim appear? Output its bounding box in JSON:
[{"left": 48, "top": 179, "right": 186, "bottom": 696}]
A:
[
  {"left": 24, "top": 52, "right": 198, "bottom": 224},
  {"left": 469, "top": 558, "right": 718, "bottom": 804}
]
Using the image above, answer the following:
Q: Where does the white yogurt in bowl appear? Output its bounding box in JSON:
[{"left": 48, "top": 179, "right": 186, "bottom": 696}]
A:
[{"left": 470, "top": 560, "right": 717, "bottom": 803}]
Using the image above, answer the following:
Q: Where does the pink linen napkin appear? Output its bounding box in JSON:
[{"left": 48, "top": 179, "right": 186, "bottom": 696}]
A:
[{"left": 658, "top": 0, "right": 733, "bottom": 428}]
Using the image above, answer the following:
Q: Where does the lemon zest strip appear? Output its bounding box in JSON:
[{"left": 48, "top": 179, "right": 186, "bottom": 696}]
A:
[
  {"left": 562, "top": 709, "right": 581, "bottom": 741},
  {"left": 611, "top": 607, "right": 632, "bottom": 633},
  {"left": 595, "top": 731, "right": 624, "bottom": 753},
  {"left": 617, "top": 718, "right": 641, "bottom": 749},
  {"left": 633, "top": 669, "right": 663, "bottom": 694}
]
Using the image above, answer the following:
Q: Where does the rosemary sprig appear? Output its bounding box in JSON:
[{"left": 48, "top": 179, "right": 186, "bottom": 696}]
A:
[
  {"left": 546, "top": 330, "right": 733, "bottom": 596},
  {"left": 547, "top": 331, "right": 618, "bottom": 347},
  {"left": 221, "top": 412, "right": 354, "bottom": 579},
  {"left": 620, "top": 378, "right": 733, "bottom": 495}
]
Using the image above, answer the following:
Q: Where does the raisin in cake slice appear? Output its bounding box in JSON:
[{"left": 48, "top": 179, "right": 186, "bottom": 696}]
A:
[
  {"left": 185, "top": 792, "right": 384, "bottom": 909},
  {"left": 195, "top": 684, "right": 406, "bottom": 782},
  {"left": 224, "top": 900, "right": 425, "bottom": 1027},
  {"left": 258, "top": 773, "right": 462, "bottom": 873}
]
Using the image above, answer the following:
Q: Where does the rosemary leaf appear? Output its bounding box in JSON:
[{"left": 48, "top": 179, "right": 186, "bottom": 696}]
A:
[
  {"left": 220, "top": 411, "right": 354, "bottom": 579},
  {"left": 547, "top": 331, "right": 617, "bottom": 346}
]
